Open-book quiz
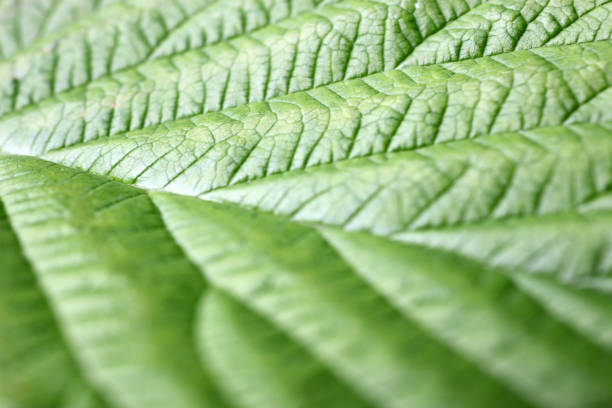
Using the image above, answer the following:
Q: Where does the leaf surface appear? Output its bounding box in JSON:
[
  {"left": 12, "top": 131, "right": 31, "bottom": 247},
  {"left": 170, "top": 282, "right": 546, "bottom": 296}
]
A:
[{"left": 2, "top": 0, "right": 612, "bottom": 407}]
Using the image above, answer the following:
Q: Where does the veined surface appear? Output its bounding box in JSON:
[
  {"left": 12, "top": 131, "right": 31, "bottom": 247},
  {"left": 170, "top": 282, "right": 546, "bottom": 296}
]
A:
[{"left": 2, "top": 0, "right": 612, "bottom": 407}]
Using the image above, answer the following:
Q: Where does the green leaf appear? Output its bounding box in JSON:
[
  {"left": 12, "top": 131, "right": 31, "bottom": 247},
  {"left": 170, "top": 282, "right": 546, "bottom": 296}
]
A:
[{"left": 1, "top": 0, "right": 612, "bottom": 407}]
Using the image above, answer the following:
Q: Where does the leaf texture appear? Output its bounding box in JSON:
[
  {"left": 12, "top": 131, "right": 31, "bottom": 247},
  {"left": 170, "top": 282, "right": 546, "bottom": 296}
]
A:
[{"left": 2, "top": 0, "right": 612, "bottom": 407}]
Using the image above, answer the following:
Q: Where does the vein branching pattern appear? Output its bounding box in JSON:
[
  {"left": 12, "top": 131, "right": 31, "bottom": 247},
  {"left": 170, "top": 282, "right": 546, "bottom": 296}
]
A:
[{"left": 2, "top": 1, "right": 612, "bottom": 407}]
